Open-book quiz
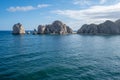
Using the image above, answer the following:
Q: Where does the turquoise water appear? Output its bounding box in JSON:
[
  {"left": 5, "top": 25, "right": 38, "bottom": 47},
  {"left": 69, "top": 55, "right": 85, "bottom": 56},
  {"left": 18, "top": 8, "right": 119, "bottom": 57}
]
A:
[{"left": 0, "top": 31, "right": 120, "bottom": 80}]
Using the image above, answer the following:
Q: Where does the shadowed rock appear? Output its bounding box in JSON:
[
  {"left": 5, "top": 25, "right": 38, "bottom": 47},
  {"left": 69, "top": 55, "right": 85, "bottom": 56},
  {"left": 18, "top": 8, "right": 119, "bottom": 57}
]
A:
[
  {"left": 77, "top": 19, "right": 120, "bottom": 34},
  {"left": 33, "top": 29, "right": 37, "bottom": 35},
  {"left": 12, "top": 23, "right": 25, "bottom": 34},
  {"left": 38, "top": 25, "right": 46, "bottom": 34},
  {"left": 38, "top": 20, "right": 73, "bottom": 34}
]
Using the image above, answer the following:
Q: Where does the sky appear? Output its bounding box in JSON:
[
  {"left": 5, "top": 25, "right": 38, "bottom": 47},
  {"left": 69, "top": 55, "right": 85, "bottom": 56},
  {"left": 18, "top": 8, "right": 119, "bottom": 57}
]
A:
[{"left": 0, "top": 0, "right": 120, "bottom": 30}]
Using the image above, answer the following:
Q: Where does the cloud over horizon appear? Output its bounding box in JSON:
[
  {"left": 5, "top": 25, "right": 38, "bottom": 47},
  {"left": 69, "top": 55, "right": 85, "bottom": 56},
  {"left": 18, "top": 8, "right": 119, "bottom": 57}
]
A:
[
  {"left": 53, "top": 2, "right": 120, "bottom": 25},
  {"left": 73, "top": 0, "right": 92, "bottom": 5},
  {"left": 73, "top": 0, "right": 107, "bottom": 6},
  {"left": 7, "top": 4, "right": 50, "bottom": 12},
  {"left": 1, "top": 0, "right": 120, "bottom": 30}
]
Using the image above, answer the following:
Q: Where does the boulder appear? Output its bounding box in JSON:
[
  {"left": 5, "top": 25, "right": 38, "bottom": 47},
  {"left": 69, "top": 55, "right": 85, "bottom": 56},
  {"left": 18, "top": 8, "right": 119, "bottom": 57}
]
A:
[
  {"left": 37, "top": 20, "right": 73, "bottom": 34},
  {"left": 77, "top": 19, "right": 120, "bottom": 34},
  {"left": 12, "top": 23, "right": 25, "bottom": 34},
  {"left": 38, "top": 25, "right": 46, "bottom": 34}
]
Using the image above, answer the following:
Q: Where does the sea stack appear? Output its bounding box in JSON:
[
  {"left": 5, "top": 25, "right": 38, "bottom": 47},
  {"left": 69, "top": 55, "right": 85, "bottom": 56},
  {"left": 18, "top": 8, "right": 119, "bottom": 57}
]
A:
[
  {"left": 77, "top": 19, "right": 120, "bottom": 35},
  {"left": 12, "top": 23, "right": 25, "bottom": 34},
  {"left": 38, "top": 20, "right": 73, "bottom": 34}
]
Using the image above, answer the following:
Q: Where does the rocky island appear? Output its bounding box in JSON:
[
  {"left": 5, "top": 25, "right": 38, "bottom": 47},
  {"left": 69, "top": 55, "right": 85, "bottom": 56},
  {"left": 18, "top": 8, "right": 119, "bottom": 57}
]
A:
[
  {"left": 77, "top": 19, "right": 120, "bottom": 35},
  {"left": 12, "top": 23, "right": 25, "bottom": 34},
  {"left": 12, "top": 19, "right": 120, "bottom": 35},
  {"left": 38, "top": 20, "right": 73, "bottom": 34},
  {"left": 12, "top": 20, "right": 73, "bottom": 35}
]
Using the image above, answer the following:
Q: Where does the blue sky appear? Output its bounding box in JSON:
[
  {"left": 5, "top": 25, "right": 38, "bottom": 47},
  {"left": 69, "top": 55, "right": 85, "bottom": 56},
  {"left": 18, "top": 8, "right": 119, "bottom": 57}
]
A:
[{"left": 0, "top": 0, "right": 120, "bottom": 30}]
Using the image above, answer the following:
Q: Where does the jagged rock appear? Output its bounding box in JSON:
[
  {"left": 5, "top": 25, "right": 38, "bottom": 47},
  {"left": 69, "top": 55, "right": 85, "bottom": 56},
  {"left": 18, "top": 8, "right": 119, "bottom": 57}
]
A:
[
  {"left": 98, "top": 20, "right": 119, "bottom": 34},
  {"left": 115, "top": 19, "right": 120, "bottom": 25},
  {"left": 12, "top": 23, "right": 25, "bottom": 34},
  {"left": 33, "top": 29, "right": 37, "bottom": 35},
  {"left": 37, "top": 20, "right": 73, "bottom": 34},
  {"left": 77, "top": 24, "right": 98, "bottom": 34},
  {"left": 115, "top": 19, "right": 120, "bottom": 30},
  {"left": 77, "top": 19, "right": 120, "bottom": 34},
  {"left": 66, "top": 26, "right": 73, "bottom": 33},
  {"left": 38, "top": 25, "right": 46, "bottom": 34}
]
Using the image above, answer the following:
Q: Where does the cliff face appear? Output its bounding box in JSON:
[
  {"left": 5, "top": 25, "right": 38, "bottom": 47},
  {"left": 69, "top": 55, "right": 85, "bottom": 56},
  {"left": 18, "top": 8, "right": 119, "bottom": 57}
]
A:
[
  {"left": 12, "top": 23, "right": 25, "bottom": 34},
  {"left": 38, "top": 20, "right": 73, "bottom": 34},
  {"left": 77, "top": 19, "right": 120, "bottom": 34}
]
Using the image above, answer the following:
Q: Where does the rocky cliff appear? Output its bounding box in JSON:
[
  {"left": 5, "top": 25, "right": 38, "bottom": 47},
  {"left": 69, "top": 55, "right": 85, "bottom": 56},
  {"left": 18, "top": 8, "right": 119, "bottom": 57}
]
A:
[
  {"left": 38, "top": 20, "right": 73, "bottom": 34},
  {"left": 12, "top": 23, "right": 25, "bottom": 34},
  {"left": 77, "top": 19, "right": 120, "bottom": 34}
]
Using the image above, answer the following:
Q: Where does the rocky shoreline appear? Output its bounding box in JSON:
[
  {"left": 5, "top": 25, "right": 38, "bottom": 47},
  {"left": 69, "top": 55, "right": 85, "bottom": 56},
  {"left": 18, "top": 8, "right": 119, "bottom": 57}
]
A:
[{"left": 12, "top": 19, "right": 120, "bottom": 35}]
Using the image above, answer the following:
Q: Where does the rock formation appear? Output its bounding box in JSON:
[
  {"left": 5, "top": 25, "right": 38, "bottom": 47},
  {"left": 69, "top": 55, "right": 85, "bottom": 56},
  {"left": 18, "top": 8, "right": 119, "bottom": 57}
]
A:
[
  {"left": 38, "top": 25, "right": 46, "bottom": 34},
  {"left": 38, "top": 20, "right": 73, "bottom": 34},
  {"left": 33, "top": 29, "right": 37, "bottom": 35},
  {"left": 12, "top": 23, "right": 25, "bottom": 34},
  {"left": 77, "top": 19, "right": 120, "bottom": 34}
]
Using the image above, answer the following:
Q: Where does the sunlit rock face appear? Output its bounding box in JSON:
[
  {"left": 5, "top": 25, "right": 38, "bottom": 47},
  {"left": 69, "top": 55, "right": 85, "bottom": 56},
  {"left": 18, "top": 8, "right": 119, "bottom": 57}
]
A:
[
  {"left": 77, "top": 19, "right": 120, "bottom": 34},
  {"left": 12, "top": 23, "right": 25, "bottom": 34},
  {"left": 37, "top": 20, "right": 73, "bottom": 34}
]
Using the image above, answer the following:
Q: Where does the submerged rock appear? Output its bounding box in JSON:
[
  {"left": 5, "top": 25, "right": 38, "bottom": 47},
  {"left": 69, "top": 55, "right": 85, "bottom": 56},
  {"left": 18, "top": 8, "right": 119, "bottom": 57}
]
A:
[
  {"left": 12, "top": 23, "right": 25, "bottom": 34},
  {"left": 37, "top": 20, "right": 73, "bottom": 34},
  {"left": 77, "top": 19, "right": 120, "bottom": 34}
]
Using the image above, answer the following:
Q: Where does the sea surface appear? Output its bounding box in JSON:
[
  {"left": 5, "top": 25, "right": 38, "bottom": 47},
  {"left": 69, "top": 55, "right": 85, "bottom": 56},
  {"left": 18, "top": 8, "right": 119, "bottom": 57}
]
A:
[{"left": 0, "top": 31, "right": 120, "bottom": 80}]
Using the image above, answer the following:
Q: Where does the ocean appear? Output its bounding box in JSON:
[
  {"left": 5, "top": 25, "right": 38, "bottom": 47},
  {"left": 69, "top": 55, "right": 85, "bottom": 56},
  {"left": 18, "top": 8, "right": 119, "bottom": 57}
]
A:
[{"left": 0, "top": 31, "right": 120, "bottom": 80}]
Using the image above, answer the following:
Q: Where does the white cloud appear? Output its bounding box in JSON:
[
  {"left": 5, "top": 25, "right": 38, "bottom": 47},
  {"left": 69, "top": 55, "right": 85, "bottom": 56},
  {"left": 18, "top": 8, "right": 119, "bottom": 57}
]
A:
[
  {"left": 7, "top": 6, "right": 35, "bottom": 12},
  {"left": 37, "top": 4, "right": 50, "bottom": 8},
  {"left": 73, "top": 0, "right": 92, "bottom": 5},
  {"left": 53, "top": 3, "right": 120, "bottom": 22},
  {"left": 73, "top": 0, "right": 119, "bottom": 6},
  {"left": 52, "top": 2, "right": 120, "bottom": 30},
  {"left": 7, "top": 4, "right": 50, "bottom": 12}
]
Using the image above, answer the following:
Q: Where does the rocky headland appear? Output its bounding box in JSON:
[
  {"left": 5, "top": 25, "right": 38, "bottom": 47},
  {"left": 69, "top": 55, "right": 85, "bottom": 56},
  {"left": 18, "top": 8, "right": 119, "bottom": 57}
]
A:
[{"left": 77, "top": 19, "right": 120, "bottom": 35}]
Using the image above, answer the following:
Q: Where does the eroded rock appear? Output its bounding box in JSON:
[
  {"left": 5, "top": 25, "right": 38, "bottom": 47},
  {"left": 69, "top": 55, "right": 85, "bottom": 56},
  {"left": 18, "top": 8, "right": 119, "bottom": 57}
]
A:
[
  {"left": 12, "top": 23, "right": 25, "bottom": 34},
  {"left": 37, "top": 20, "right": 73, "bottom": 34},
  {"left": 77, "top": 19, "right": 120, "bottom": 34}
]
